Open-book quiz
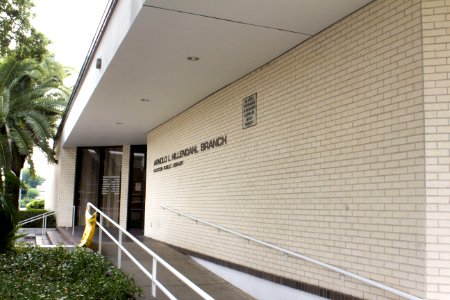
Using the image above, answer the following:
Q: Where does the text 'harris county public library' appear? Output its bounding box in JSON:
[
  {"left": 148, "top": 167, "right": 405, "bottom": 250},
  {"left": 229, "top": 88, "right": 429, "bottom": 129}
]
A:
[{"left": 153, "top": 135, "right": 227, "bottom": 173}]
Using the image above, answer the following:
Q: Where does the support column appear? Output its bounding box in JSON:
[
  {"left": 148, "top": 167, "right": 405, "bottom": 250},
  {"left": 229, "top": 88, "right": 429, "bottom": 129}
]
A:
[
  {"left": 119, "top": 145, "right": 131, "bottom": 228},
  {"left": 53, "top": 145, "right": 77, "bottom": 227}
]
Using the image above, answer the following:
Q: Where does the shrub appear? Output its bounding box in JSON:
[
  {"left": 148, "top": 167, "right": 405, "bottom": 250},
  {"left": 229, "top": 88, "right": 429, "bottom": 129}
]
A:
[
  {"left": 19, "top": 197, "right": 32, "bottom": 208},
  {"left": 25, "top": 187, "right": 40, "bottom": 199},
  {"left": 16, "top": 209, "right": 56, "bottom": 228},
  {"left": 0, "top": 246, "right": 142, "bottom": 299},
  {"left": 26, "top": 199, "right": 45, "bottom": 209}
]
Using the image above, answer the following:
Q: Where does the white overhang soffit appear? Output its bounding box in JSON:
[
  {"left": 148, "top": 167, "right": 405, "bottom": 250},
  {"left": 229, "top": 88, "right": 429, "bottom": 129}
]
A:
[{"left": 62, "top": 0, "right": 373, "bottom": 147}]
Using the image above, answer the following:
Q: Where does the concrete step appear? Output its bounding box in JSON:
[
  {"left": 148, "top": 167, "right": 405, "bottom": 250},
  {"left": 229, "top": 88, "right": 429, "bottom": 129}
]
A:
[
  {"left": 35, "top": 234, "right": 50, "bottom": 246},
  {"left": 17, "top": 228, "right": 74, "bottom": 247},
  {"left": 18, "top": 228, "right": 39, "bottom": 245},
  {"left": 47, "top": 230, "right": 68, "bottom": 246},
  {"left": 57, "top": 227, "right": 79, "bottom": 246}
]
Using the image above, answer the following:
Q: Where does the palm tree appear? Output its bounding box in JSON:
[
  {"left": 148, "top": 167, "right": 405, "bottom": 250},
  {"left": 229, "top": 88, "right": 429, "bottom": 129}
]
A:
[
  {"left": 0, "top": 171, "right": 21, "bottom": 253},
  {"left": 0, "top": 56, "right": 69, "bottom": 210},
  {"left": 0, "top": 193, "right": 15, "bottom": 253}
]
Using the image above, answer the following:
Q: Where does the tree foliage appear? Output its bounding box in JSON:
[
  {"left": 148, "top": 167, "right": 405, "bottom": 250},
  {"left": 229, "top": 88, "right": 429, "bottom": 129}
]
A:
[
  {"left": 0, "top": 0, "right": 49, "bottom": 60},
  {"left": 0, "top": 1, "right": 69, "bottom": 250},
  {"left": 24, "top": 187, "right": 39, "bottom": 198},
  {"left": 0, "top": 56, "right": 69, "bottom": 209},
  {"left": 20, "top": 167, "right": 44, "bottom": 206},
  {"left": 21, "top": 167, "right": 44, "bottom": 188}
]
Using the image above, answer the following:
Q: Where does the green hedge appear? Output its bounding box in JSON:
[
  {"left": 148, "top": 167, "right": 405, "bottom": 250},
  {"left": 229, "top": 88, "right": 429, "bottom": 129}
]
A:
[
  {"left": 17, "top": 209, "right": 56, "bottom": 228},
  {"left": 0, "top": 246, "right": 142, "bottom": 299},
  {"left": 26, "top": 199, "right": 45, "bottom": 209}
]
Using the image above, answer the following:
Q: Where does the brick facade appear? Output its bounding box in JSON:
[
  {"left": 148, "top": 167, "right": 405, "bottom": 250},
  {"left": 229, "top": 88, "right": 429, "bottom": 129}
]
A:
[
  {"left": 146, "top": 0, "right": 439, "bottom": 299},
  {"left": 54, "top": 145, "right": 77, "bottom": 227},
  {"left": 422, "top": 0, "right": 450, "bottom": 298},
  {"left": 51, "top": 0, "right": 450, "bottom": 298}
]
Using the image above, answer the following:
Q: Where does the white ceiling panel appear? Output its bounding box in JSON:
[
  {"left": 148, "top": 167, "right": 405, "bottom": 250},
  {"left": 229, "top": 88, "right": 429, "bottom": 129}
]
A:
[
  {"left": 63, "top": 0, "right": 373, "bottom": 146},
  {"left": 144, "top": 0, "right": 373, "bottom": 34}
]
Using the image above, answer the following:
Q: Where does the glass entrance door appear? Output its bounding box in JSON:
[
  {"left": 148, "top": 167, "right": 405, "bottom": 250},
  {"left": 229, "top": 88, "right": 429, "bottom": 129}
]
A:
[
  {"left": 127, "top": 145, "right": 146, "bottom": 229},
  {"left": 100, "top": 148, "right": 122, "bottom": 223},
  {"left": 75, "top": 146, "right": 122, "bottom": 225},
  {"left": 76, "top": 148, "right": 100, "bottom": 225}
]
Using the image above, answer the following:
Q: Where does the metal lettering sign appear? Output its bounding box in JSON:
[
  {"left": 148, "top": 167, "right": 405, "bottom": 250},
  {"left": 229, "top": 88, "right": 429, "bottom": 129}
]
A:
[
  {"left": 243, "top": 93, "right": 257, "bottom": 129},
  {"left": 101, "top": 175, "right": 120, "bottom": 194},
  {"left": 153, "top": 135, "right": 228, "bottom": 173}
]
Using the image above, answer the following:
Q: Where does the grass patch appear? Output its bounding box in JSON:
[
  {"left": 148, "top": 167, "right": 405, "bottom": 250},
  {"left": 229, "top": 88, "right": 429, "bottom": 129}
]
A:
[{"left": 0, "top": 245, "right": 142, "bottom": 299}]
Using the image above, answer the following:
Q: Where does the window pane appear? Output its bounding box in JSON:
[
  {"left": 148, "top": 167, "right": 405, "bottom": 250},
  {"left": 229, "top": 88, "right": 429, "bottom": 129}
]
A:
[
  {"left": 100, "top": 147, "right": 122, "bottom": 224},
  {"left": 77, "top": 148, "right": 100, "bottom": 224}
]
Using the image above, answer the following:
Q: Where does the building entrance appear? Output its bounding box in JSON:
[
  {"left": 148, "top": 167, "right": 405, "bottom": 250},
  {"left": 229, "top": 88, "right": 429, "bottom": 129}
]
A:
[{"left": 75, "top": 146, "right": 122, "bottom": 225}]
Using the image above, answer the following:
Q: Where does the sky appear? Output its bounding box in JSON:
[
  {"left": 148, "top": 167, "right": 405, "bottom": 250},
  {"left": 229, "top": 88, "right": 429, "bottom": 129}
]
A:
[
  {"left": 26, "top": 0, "right": 109, "bottom": 194},
  {"left": 32, "top": 0, "right": 109, "bottom": 77}
]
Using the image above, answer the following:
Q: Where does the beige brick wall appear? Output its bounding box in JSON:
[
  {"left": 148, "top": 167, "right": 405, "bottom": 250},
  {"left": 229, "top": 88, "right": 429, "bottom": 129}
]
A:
[
  {"left": 53, "top": 144, "right": 77, "bottom": 227},
  {"left": 146, "top": 0, "right": 427, "bottom": 298},
  {"left": 119, "top": 145, "right": 130, "bottom": 228},
  {"left": 422, "top": 1, "right": 450, "bottom": 299}
]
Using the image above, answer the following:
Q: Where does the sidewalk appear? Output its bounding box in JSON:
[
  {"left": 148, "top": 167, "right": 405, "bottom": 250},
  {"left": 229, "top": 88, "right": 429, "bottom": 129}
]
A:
[{"left": 60, "top": 227, "right": 254, "bottom": 300}]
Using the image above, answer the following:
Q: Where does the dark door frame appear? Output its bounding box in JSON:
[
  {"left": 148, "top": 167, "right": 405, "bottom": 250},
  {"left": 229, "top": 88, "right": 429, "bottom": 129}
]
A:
[{"left": 126, "top": 145, "right": 147, "bottom": 230}]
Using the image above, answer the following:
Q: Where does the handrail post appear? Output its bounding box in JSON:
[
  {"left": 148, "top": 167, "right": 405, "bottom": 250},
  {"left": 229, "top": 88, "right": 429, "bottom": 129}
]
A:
[
  {"left": 98, "top": 214, "right": 103, "bottom": 254},
  {"left": 152, "top": 258, "right": 157, "bottom": 297},
  {"left": 118, "top": 231, "right": 122, "bottom": 269},
  {"left": 41, "top": 215, "right": 45, "bottom": 237},
  {"left": 72, "top": 205, "right": 76, "bottom": 236},
  {"left": 44, "top": 215, "right": 47, "bottom": 236}
]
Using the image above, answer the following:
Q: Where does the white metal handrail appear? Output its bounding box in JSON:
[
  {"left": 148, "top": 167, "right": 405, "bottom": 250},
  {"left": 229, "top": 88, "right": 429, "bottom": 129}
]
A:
[
  {"left": 19, "top": 206, "right": 76, "bottom": 237},
  {"left": 86, "top": 202, "right": 214, "bottom": 300},
  {"left": 19, "top": 210, "right": 56, "bottom": 225},
  {"left": 161, "top": 205, "right": 423, "bottom": 300},
  {"left": 27, "top": 210, "right": 55, "bottom": 237},
  {"left": 18, "top": 210, "right": 57, "bottom": 236}
]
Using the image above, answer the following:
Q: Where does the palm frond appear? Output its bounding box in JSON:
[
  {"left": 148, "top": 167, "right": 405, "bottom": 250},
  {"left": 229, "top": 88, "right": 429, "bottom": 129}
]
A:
[
  {"left": 9, "top": 125, "right": 33, "bottom": 156},
  {"left": 0, "top": 92, "right": 10, "bottom": 124},
  {"left": 0, "top": 135, "right": 12, "bottom": 172},
  {"left": 26, "top": 156, "right": 36, "bottom": 177},
  {"left": 25, "top": 111, "right": 52, "bottom": 139},
  {"left": 0, "top": 56, "right": 69, "bottom": 176},
  {"left": 0, "top": 58, "right": 18, "bottom": 94}
]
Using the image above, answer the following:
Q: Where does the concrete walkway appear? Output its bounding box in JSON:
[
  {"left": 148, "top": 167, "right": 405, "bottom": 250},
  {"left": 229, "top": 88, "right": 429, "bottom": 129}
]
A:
[{"left": 60, "top": 227, "right": 254, "bottom": 300}]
